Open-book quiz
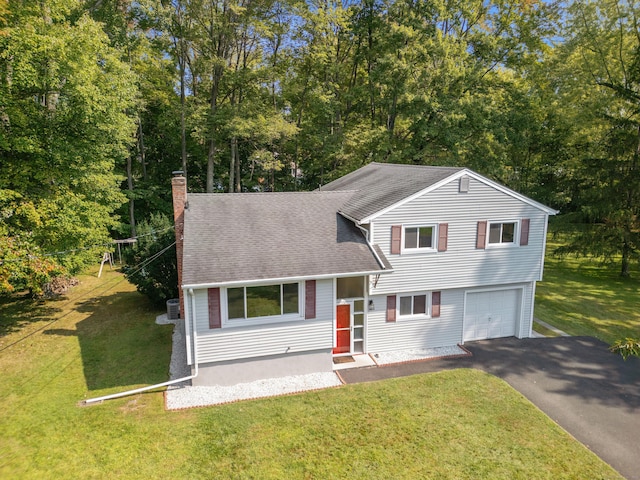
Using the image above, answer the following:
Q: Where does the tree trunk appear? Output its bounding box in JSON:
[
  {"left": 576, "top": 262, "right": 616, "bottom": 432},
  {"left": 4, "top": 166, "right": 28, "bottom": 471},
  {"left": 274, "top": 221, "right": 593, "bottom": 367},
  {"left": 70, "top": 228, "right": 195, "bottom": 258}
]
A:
[
  {"left": 180, "top": 43, "right": 188, "bottom": 178},
  {"left": 137, "top": 117, "right": 147, "bottom": 182},
  {"left": 229, "top": 136, "right": 237, "bottom": 192},
  {"left": 206, "top": 140, "right": 216, "bottom": 193},
  {"left": 621, "top": 240, "right": 630, "bottom": 278},
  {"left": 126, "top": 154, "right": 136, "bottom": 237},
  {"left": 206, "top": 70, "right": 220, "bottom": 193},
  {"left": 234, "top": 139, "right": 240, "bottom": 192}
]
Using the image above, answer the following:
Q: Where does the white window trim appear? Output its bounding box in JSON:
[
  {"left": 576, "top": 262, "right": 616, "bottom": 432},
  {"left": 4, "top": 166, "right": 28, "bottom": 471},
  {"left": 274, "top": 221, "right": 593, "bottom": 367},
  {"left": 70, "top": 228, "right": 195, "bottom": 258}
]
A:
[
  {"left": 486, "top": 219, "right": 520, "bottom": 248},
  {"left": 397, "top": 291, "right": 432, "bottom": 319},
  {"left": 221, "top": 282, "right": 304, "bottom": 328},
  {"left": 401, "top": 224, "right": 438, "bottom": 254}
]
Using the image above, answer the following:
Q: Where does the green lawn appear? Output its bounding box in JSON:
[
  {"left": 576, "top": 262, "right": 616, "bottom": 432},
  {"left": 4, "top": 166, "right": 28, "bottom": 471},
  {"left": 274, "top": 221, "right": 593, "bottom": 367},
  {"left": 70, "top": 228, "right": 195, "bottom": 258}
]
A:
[
  {"left": 0, "top": 269, "right": 622, "bottom": 479},
  {"left": 535, "top": 241, "right": 640, "bottom": 344}
]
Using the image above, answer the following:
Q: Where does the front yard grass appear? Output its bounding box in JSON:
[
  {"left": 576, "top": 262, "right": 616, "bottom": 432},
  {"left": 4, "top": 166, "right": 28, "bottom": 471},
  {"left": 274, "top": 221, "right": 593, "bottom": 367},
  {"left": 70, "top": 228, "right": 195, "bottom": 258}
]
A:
[
  {"left": 0, "top": 269, "right": 622, "bottom": 479},
  {"left": 536, "top": 241, "right": 640, "bottom": 344}
]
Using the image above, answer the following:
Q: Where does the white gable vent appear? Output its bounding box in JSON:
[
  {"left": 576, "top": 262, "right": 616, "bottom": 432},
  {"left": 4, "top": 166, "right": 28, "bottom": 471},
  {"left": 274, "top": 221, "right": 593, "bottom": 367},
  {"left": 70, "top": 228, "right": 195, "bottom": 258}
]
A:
[{"left": 459, "top": 176, "right": 470, "bottom": 193}]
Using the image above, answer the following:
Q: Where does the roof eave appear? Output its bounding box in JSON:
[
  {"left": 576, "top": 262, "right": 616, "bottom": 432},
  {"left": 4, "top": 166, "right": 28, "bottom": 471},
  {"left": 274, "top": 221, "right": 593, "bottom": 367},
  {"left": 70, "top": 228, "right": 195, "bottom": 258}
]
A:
[
  {"left": 355, "top": 169, "right": 558, "bottom": 222},
  {"left": 182, "top": 269, "right": 394, "bottom": 290}
]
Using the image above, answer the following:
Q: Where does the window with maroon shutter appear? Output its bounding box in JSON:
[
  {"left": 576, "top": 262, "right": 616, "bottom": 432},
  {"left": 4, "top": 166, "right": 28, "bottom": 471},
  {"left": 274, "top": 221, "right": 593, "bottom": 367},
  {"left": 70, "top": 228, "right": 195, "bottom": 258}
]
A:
[
  {"left": 386, "top": 295, "right": 396, "bottom": 322},
  {"left": 431, "top": 291, "right": 441, "bottom": 318},
  {"left": 391, "top": 225, "right": 402, "bottom": 254},
  {"left": 520, "top": 218, "right": 530, "bottom": 246},
  {"left": 208, "top": 288, "right": 221, "bottom": 329},
  {"left": 476, "top": 221, "right": 487, "bottom": 249},
  {"left": 305, "top": 280, "right": 316, "bottom": 319},
  {"left": 438, "top": 223, "right": 448, "bottom": 252},
  {"left": 487, "top": 221, "right": 517, "bottom": 245}
]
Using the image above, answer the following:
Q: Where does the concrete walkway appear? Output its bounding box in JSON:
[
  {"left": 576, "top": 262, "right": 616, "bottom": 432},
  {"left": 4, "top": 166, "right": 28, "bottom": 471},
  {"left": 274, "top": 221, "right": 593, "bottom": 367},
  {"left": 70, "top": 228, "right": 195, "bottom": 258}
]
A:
[{"left": 339, "top": 336, "right": 640, "bottom": 480}]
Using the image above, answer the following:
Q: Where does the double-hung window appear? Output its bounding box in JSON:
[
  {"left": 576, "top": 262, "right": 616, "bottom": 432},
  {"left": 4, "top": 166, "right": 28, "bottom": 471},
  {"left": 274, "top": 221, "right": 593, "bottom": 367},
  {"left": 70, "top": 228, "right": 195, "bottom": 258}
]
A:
[
  {"left": 227, "top": 283, "right": 300, "bottom": 321},
  {"left": 403, "top": 225, "right": 435, "bottom": 251},
  {"left": 488, "top": 221, "right": 517, "bottom": 246}
]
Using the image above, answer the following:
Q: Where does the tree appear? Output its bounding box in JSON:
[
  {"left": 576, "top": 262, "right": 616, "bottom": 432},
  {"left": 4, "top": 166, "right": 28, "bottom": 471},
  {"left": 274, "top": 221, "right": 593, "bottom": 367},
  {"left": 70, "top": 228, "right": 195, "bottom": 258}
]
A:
[
  {"left": 553, "top": 0, "right": 640, "bottom": 277},
  {"left": 0, "top": 190, "right": 66, "bottom": 295},
  {"left": 0, "top": 0, "right": 138, "bottom": 273},
  {"left": 122, "top": 214, "right": 178, "bottom": 306},
  {"left": 283, "top": 0, "right": 558, "bottom": 189}
]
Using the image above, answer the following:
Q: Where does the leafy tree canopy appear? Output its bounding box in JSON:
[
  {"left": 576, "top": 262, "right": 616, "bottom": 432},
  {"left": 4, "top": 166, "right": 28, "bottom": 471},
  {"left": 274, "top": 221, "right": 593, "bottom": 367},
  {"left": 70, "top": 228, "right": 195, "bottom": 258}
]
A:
[{"left": 0, "top": 0, "right": 138, "bottom": 286}]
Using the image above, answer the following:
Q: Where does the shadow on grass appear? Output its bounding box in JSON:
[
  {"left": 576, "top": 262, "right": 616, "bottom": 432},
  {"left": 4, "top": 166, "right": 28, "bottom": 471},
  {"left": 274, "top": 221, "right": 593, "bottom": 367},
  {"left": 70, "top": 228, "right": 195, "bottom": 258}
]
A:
[
  {"left": 43, "top": 290, "right": 172, "bottom": 392},
  {"left": 0, "top": 293, "right": 63, "bottom": 336}
]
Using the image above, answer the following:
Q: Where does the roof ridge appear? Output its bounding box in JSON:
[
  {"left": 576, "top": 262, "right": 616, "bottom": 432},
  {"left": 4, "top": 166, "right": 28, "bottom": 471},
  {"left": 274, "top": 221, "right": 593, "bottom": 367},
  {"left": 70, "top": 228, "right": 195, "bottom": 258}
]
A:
[
  {"left": 369, "top": 162, "right": 463, "bottom": 170},
  {"left": 188, "top": 190, "right": 354, "bottom": 197}
]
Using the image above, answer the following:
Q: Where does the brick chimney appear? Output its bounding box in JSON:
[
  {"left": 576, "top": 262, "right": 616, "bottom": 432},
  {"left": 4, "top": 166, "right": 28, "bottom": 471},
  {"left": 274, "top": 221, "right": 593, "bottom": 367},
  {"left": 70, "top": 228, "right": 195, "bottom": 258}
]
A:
[{"left": 171, "top": 171, "right": 187, "bottom": 318}]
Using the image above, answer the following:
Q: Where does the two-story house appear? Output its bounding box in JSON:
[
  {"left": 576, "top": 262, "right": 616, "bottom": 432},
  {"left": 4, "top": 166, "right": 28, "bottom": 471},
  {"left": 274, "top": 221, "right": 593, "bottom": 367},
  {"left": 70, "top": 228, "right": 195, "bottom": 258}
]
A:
[{"left": 172, "top": 163, "right": 557, "bottom": 386}]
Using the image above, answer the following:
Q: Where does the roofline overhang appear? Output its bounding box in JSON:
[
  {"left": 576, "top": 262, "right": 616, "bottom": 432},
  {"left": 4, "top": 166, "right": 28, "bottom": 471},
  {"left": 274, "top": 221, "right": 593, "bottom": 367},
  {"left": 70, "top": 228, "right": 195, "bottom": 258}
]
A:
[
  {"left": 181, "top": 269, "right": 393, "bottom": 290},
  {"left": 352, "top": 169, "right": 558, "bottom": 223},
  {"left": 337, "top": 210, "right": 362, "bottom": 225}
]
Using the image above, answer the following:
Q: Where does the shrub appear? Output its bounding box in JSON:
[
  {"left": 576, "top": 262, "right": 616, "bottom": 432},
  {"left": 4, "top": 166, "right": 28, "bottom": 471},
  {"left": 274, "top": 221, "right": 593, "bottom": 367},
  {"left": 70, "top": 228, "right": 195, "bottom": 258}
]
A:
[
  {"left": 122, "top": 214, "right": 178, "bottom": 307},
  {"left": 610, "top": 338, "right": 640, "bottom": 360},
  {"left": 0, "top": 235, "right": 67, "bottom": 296}
]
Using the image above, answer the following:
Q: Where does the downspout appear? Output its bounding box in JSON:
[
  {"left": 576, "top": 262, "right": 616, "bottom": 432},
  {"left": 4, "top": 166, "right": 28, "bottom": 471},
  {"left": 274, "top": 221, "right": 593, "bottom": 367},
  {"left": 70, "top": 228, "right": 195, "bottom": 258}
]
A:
[
  {"left": 83, "top": 289, "right": 199, "bottom": 405},
  {"left": 354, "top": 222, "right": 387, "bottom": 271}
]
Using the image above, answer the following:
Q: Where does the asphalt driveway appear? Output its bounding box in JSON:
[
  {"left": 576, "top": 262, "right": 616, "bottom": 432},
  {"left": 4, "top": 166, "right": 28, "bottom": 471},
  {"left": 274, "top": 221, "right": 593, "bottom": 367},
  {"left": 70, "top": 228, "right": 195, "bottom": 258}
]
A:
[{"left": 339, "top": 336, "right": 640, "bottom": 480}]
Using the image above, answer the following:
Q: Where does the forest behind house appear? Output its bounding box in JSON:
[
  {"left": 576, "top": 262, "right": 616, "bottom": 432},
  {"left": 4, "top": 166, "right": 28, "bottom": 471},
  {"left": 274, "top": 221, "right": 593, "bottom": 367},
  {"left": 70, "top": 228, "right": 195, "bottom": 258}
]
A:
[{"left": 1, "top": 0, "right": 639, "bottom": 294}]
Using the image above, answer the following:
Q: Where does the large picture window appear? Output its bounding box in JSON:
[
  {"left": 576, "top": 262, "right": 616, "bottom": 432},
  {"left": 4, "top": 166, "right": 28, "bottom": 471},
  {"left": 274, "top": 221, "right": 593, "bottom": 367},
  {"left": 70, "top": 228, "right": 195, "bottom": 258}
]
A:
[
  {"left": 488, "top": 221, "right": 517, "bottom": 245},
  {"left": 227, "top": 283, "right": 300, "bottom": 320}
]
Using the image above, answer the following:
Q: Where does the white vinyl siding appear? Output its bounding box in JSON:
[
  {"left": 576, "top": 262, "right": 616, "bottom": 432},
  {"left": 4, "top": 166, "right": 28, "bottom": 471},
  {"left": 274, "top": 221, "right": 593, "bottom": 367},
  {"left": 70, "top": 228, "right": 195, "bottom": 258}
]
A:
[
  {"left": 190, "top": 279, "right": 334, "bottom": 364},
  {"left": 519, "top": 282, "right": 535, "bottom": 338},
  {"left": 371, "top": 176, "right": 548, "bottom": 295},
  {"left": 195, "top": 319, "right": 332, "bottom": 363},
  {"left": 367, "top": 290, "right": 464, "bottom": 351},
  {"left": 368, "top": 282, "right": 535, "bottom": 351}
]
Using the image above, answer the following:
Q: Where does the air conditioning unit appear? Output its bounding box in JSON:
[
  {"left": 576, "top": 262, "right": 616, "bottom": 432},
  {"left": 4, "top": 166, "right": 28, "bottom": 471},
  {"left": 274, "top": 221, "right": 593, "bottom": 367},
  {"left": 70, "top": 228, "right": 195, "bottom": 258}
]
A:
[{"left": 166, "top": 298, "right": 180, "bottom": 320}]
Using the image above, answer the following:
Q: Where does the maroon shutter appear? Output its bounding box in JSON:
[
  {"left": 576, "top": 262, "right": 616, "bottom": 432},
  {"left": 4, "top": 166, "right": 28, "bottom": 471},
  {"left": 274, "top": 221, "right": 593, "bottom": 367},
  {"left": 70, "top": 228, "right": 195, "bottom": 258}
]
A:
[
  {"left": 208, "top": 288, "right": 221, "bottom": 329},
  {"left": 391, "top": 225, "right": 402, "bottom": 254},
  {"left": 476, "top": 221, "right": 487, "bottom": 249},
  {"left": 305, "top": 280, "right": 316, "bottom": 319},
  {"left": 520, "top": 218, "right": 530, "bottom": 246},
  {"left": 431, "top": 291, "right": 441, "bottom": 318},
  {"left": 438, "top": 223, "right": 448, "bottom": 252},
  {"left": 386, "top": 295, "right": 397, "bottom": 322}
]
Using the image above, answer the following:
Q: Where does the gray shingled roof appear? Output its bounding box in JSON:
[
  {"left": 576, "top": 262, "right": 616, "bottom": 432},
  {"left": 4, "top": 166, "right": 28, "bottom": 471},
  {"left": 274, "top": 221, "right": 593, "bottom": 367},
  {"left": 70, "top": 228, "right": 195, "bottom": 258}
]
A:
[
  {"left": 182, "top": 191, "right": 386, "bottom": 286},
  {"left": 321, "top": 162, "right": 463, "bottom": 222}
]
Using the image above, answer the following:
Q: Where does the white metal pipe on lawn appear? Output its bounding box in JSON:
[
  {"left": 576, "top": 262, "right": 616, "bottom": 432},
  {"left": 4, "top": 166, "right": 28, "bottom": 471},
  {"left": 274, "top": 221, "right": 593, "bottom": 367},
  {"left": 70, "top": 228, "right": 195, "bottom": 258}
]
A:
[{"left": 83, "top": 289, "right": 199, "bottom": 405}]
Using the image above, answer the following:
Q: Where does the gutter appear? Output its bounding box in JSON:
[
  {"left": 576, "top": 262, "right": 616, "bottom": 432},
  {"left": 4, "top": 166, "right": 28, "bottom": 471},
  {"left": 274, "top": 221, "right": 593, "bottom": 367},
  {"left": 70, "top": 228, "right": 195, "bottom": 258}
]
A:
[
  {"left": 182, "top": 268, "right": 392, "bottom": 290},
  {"left": 337, "top": 211, "right": 391, "bottom": 273},
  {"left": 353, "top": 222, "right": 391, "bottom": 272},
  {"left": 82, "top": 289, "right": 199, "bottom": 405}
]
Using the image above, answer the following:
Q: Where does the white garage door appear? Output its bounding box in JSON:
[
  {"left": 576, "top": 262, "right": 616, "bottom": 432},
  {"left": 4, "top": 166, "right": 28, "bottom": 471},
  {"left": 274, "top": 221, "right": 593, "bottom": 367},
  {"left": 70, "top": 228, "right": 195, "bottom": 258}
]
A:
[{"left": 464, "top": 289, "right": 521, "bottom": 342}]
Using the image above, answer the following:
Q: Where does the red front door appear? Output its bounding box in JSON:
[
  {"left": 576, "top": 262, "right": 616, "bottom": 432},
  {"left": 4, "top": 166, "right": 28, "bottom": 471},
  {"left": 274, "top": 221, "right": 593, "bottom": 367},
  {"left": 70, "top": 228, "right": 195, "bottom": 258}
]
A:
[{"left": 333, "top": 304, "right": 351, "bottom": 354}]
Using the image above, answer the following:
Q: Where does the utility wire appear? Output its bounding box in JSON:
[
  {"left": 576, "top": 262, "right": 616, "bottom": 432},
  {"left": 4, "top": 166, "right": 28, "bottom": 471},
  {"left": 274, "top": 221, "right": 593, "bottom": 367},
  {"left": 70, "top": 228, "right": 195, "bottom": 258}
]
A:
[
  {"left": 124, "top": 241, "right": 176, "bottom": 278},
  {"left": 0, "top": 226, "right": 174, "bottom": 264}
]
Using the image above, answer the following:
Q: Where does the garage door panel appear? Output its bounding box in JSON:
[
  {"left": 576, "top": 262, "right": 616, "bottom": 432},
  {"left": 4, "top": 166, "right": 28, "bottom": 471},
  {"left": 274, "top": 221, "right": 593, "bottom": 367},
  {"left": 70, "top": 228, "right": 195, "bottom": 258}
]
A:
[{"left": 464, "top": 289, "right": 520, "bottom": 342}]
